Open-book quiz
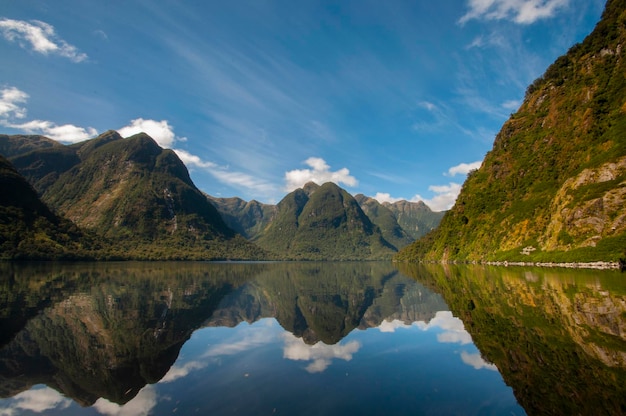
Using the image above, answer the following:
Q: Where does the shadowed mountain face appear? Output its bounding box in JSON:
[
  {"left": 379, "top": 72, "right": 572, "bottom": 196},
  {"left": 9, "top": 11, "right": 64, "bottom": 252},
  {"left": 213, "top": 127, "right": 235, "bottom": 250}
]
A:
[
  {"left": 0, "top": 156, "right": 99, "bottom": 260},
  {"left": 398, "top": 0, "right": 626, "bottom": 263},
  {"left": 0, "top": 262, "right": 445, "bottom": 406},
  {"left": 399, "top": 263, "right": 626, "bottom": 415}
]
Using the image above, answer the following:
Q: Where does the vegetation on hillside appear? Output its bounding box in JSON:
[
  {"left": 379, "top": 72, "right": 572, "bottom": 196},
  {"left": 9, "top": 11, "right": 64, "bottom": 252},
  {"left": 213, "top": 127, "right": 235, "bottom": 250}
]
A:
[
  {"left": 397, "top": 0, "right": 626, "bottom": 263},
  {"left": 0, "top": 156, "right": 103, "bottom": 260},
  {"left": 256, "top": 182, "right": 396, "bottom": 260}
]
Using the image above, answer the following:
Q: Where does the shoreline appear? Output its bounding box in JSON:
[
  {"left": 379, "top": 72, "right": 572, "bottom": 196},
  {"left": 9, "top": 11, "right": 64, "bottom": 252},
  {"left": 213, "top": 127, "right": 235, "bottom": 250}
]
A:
[
  {"left": 482, "top": 261, "right": 621, "bottom": 270},
  {"left": 394, "top": 259, "right": 623, "bottom": 270}
]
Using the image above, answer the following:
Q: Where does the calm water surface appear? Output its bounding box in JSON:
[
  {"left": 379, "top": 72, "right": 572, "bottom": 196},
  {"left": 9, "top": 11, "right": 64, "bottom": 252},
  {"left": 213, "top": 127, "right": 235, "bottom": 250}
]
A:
[{"left": 0, "top": 261, "right": 624, "bottom": 415}]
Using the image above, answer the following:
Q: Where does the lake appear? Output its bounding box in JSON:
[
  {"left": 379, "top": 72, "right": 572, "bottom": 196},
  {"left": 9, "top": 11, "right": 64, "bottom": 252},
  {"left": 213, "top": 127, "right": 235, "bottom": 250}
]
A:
[{"left": 0, "top": 261, "right": 624, "bottom": 415}]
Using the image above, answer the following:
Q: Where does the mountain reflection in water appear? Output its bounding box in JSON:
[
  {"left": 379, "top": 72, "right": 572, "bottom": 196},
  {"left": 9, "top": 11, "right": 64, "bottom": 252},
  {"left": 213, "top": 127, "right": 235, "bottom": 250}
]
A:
[
  {"left": 3, "top": 262, "right": 619, "bottom": 414},
  {"left": 399, "top": 263, "right": 626, "bottom": 416}
]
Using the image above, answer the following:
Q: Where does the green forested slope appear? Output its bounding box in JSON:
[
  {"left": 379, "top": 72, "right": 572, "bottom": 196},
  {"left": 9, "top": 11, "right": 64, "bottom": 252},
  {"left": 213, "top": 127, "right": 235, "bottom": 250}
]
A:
[
  {"left": 256, "top": 182, "right": 395, "bottom": 260},
  {"left": 0, "top": 156, "right": 100, "bottom": 259},
  {"left": 398, "top": 0, "right": 626, "bottom": 263}
]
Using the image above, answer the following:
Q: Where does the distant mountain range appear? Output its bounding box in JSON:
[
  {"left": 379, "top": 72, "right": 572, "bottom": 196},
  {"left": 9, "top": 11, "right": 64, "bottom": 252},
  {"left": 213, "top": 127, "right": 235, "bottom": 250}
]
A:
[
  {"left": 397, "top": 0, "right": 626, "bottom": 263},
  {"left": 0, "top": 132, "right": 441, "bottom": 260}
]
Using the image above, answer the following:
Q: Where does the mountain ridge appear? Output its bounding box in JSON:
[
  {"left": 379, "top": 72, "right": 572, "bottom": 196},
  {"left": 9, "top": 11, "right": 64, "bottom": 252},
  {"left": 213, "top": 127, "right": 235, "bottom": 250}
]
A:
[{"left": 397, "top": 0, "right": 626, "bottom": 263}]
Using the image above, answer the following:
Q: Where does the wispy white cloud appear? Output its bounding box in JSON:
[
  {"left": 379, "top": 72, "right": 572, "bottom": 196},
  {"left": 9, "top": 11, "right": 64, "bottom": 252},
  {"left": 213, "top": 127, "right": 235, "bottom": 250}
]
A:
[
  {"left": 0, "top": 86, "right": 97, "bottom": 143},
  {"left": 282, "top": 332, "right": 361, "bottom": 373},
  {"left": 0, "top": 18, "right": 87, "bottom": 62},
  {"left": 459, "top": 0, "right": 569, "bottom": 25},
  {"left": 117, "top": 117, "right": 279, "bottom": 198},
  {"left": 160, "top": 360, "right": 207, "bottom": 383},
  {"left": 92, "top": 385, "right": 158, "bottom": 416},
  {"left": 173, "top": 148, "right": 278, "bottom": 197},
  {"left": 173, "top": 149, "right": 217, "bottom": 169},
  {"left": 446, "top": 160, "right": 482, "bottom": 176},
  {"left": 501, "top": 99, "right": 521, "bottom": 110},
  {"left": 160, "top": 320, "right": 278, "bottom": 384},
  {"left": 284, "top": 157, "right": 358, "bottom": 191}
]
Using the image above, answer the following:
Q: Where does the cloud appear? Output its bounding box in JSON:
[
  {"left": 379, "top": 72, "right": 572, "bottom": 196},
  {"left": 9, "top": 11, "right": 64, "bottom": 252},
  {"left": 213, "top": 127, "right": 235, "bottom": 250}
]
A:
[
  {"left": 173, "top": 148, "right": 278, "bottom": 196},
  {"left": 374, "top": 158, "right": 479, "bottom": 211},
  {"left": 92, "top": 385, "right": 158, "bottom": 416},
  {"left": 460, "top": 351, "right": 498, "bottom": 371},
  {"left": 417, "top": 183, "right": 463, "bottom": 211},
  {"left": 501, "top": 99, "right": 521, "bottom": 110},
  {"left": 418, "top": 101, "right": 436, "bottom": 111},
  {"left": 373, "top": 192, "right": 405, "bottom": 204},
  {"left": 282, "top": 332, "right": 361, "bottom": 373},
  {"left": 118, "top": 118, "right": 182, "bottom": 148},
  {"left": 414, "top": 311, "right": 473, "bottom": 345},
  {"left": 0, "top": 386, "right": 72, "bottom": 415},
  {"left": 446, "top": 160, "right": 482, "bottom": 176},
  {"left": 373, "top": 182, "right": 462, "bottom": 212},
  {"left": 173, "top": 149, "right": 217, "bottom": 169},
  {"left": 0, "top": 86, "right": 28, "bottom": 119},
  {"left": 160, "top": 360, "right": 207, "bottom": 383},
  {"left": 459, "top": 0, "right": 569, "bottom": 25},
  {"left": 118, "top": 119, "right": 277, "bottom": 197},
  {"left": 378, "top": 319, "right": 413, "bottom": 333},
  {"left": 160, "top": 320, "right": 278, "bottom": 384},
  {"left": 284, "top": 157, "right": 358, "bottom": 191},
  {"left": 0, "top": 86, "right": 98, "bottom": 143},
  {"left": 7, "top": 119, "right": 98, "bottom": 143},
  {"left": 0, "top": 18, "right": 87, "bottom": 62}
]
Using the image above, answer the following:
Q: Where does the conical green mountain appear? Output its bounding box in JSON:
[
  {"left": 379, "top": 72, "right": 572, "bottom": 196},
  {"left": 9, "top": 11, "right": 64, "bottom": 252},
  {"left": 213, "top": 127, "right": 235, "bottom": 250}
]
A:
[
  {"left": 255, "top": 182, "right": 395, "bottom": 259},
  {"left": 2, "top": 131, "right": 266, "bottom": 260},
  {"left": 0, "top": 155, "right": 98, "bottom": 260},
  {"left": 398, "top": 0, "right": 626, "bottom": 263}
]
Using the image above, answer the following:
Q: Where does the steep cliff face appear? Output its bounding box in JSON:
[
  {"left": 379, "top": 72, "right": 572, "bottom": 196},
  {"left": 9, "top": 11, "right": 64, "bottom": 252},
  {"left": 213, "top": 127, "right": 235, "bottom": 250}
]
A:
[{"left": 398, "top": 0, "right": 626, "bottom": 262}]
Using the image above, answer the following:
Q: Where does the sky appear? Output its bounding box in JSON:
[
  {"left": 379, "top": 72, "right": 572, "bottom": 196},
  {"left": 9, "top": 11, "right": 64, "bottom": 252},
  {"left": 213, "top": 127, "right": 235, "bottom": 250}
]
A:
[{"left": 0, "top": 0, "right": 607, "bottom": 210}]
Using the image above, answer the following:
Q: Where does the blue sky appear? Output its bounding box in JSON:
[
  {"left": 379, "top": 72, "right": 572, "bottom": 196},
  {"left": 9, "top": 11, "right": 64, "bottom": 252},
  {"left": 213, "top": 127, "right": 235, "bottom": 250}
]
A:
[{"left": 0, "top": 0, "right": 606, "bottom": 210}]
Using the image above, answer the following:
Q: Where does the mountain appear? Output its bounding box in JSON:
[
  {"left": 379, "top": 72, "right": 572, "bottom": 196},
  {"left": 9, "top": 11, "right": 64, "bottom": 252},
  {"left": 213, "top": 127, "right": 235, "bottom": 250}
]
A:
[
  {"left": 255, "top": 182, "right": 396, "bottom": 260},
  {"left": 397, "top": 0, "right": 626, "bottom": 263},
  {"left": 353, "top": 195, "right": 413, "bottom": 250},
  {"left": 0, "top": 155, "right": 99, "bottom": 260},
  {"left": 0, "top": 134, "right": 62, "bottom": 158},
  {"left": 354, "top": 195, "right": 444, "bottom": 247},
  {"left": 209, "top": 186, "right": 443, "bottom": 254},
  {"left": 207, "top": 196, "right": 277, "bottom": 239},
  {"left": 2, "top": 131, "right": 266, "bottom": 260},
  {"left": 384, "top": 200, "right": 445, "bottom": 239}
]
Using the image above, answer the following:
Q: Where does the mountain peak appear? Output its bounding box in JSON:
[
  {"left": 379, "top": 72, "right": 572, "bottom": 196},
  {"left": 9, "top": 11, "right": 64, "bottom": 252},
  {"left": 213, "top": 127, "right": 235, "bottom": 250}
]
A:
[{"left": 302, "top": 181, "right": 320, "bottom": 196}]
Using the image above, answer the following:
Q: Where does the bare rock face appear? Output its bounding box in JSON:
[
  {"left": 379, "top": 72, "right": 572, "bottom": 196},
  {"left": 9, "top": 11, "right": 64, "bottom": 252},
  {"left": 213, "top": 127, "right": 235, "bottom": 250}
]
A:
[{"left": 543, "top": 156, "right": 626, "bottom": 250}]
